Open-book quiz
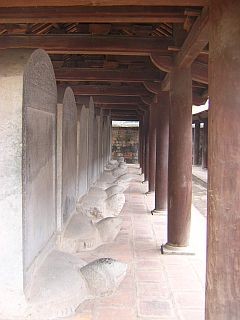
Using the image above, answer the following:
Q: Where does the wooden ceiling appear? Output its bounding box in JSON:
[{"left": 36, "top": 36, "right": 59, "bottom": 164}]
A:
[{"left": 0, "top": 1, "right": 209, "bottom": 121}]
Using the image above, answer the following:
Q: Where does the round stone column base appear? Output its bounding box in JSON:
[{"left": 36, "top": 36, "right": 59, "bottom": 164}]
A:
[{"left": 161, "top": 243, "right": 195, "bottom": 255}]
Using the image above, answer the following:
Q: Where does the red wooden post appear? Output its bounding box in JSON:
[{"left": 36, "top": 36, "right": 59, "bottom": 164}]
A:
[
  {"left": 206, "top": 1, "right": 240, "bottom": 319},
  {"left": 152, "top": 92, "right": 169, "bottom": 214},
  {"left": 162, "top": 66, "right": 192, "bottom": 253},
  {"left": 147, "top": 104, "right": 156, "bottom": 193}
]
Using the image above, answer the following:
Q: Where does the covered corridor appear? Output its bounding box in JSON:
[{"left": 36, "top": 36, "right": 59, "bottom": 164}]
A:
[{"left": 0, "top": 1, "right": 239, "bottom": 319}]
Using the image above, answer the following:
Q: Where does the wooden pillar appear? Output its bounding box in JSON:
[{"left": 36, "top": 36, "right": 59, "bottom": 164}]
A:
[
  {"left": 202, "top": 119, "right": 208, "bottom": 169},
  {"left": 206, "top": 1, "right": 240, "bottom": 319},
  {"left": 139, "top": 118, "right": 143, "bottom": 171},
  {"left": 152, "top": 92, "right": 169, "bottom": 214},
  {"left": 162, "top": 67, "right": 192, "bottom": 253},
  {"left": 147, "top": 104, "right": 156, "bottom": 193},
  {"left": 144, "top": 111, "right": 150, "bottom": 182},
  {"left": 142, "top": 115, "right": 146, "bottom": 176},
  {"left": 193, "top": 120, "right": 200, "bottom": 165}
]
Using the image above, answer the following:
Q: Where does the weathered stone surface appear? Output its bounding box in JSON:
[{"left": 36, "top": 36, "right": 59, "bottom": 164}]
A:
[
  {"left": 88, "top": 186, "right": 108, "bottom": 200},
  {"left": 105, "top": 159, "right": 119, "bottom": 171},
  {"left": 59, "top": 214, "right": 122, "bottom": 253},
  {"left": 3, "top": 251, "right": 127, "bottom": 319},
  {"left": 93, "top": 114, "right": 99, "bottom": 183},
  {"left": 96, "top": 217, "right": 122, "bottom": 243},
  {"left": 80, "top": 258, "right": 127, "bottom": 297},
  {"left": 61, "top": 87, "right": 77, "bottom": 224},
  {"left": 23, "top": 49, "right": 57, "bottom": 276},
  {"left": 59, "top": 214, "right": 100, "bottom": 252},
  {"left": 112, "top": 165, "right": 128, "bottom": 178},
  {"left": 0, "top": 49, "right": 58, "bottom": 317},
  {"left": 87, "top": 98, "right": 95, "bottom": 188},
  {"left": 77, "top": 180, "right": 126, "bottom": 219},
  {"left": 94, "top": 171, "right": 116, "bottom": 189},
  {"left": 105, "top": 185, "right": 125, "bottom": 198},
  {"left": 77, "top": 192, "right": 106, "bottom": 219},
  {"left": 0, "top": 48, "right": 124, "bottom": 320},
  {"left": 116, "top": 173, "right": 136, "bottom": 183},
  {"left": 117, "top": 156, "right": 125, "bottom": 163},
  {"left": 27, "top": 250, "right": 89, "bottom": 320},
  {"left": 77, "top": 105, "right": 89, "bottom": 199},
  {"left": 106, "top": 193, "right": 126, "bottom": 216}
]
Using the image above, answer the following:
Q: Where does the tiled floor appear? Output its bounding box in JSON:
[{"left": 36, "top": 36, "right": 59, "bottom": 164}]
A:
[{"left": 68, "top": 165, "right": 207, "bottom": 320}]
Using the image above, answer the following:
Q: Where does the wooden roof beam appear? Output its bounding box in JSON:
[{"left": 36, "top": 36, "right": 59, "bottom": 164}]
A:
[
  {"left": 0, "top": 7, "right": 191, "bottom": 24},
  {"left": 0, "top": 35, "right": 172, "bottom": 56},
  {"left": 55, "top": 68, "right": 163, "bottom": 82},
  {"left": 0, "top": 1, "right": 209, "bottom": 8},
  {"left": 91, "top": 96, "right": 144, "bottom": 105},
  {"left": 95, "top": 104, "right": 139, "bottom": 109},
  {"left": 58, "top": 84, "right": 150, "bottom": 96}
]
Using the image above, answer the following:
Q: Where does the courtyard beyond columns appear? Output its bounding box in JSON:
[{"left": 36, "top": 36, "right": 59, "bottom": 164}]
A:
[{"left": 66, "top": 164, "right": 207, "bottom": 320}]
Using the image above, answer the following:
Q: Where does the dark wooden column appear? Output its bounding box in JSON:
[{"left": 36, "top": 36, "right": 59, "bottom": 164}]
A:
[
  {"left": 147, "top": 104, "right": 156, "bottom": 193},
  {"left": 162, "top": 67, "right": 192, "bottom": 253},
  {"left": 193, "top": 120, "right": 200, "bottom": 165},
  {"left": 152, "top": 92, "right": 169, "bottom": 214},
  {"left": 202, "top": 119, "right": 208, "bottom": 168},
  {"left": 139, "top": 117, "right": 143, "bottom": 172},
  {"left": 144, "top": 110, "right": 150, "bottom": 182},
  {"left": 206, "top": 1, "right": 240, "bottom": 319}
]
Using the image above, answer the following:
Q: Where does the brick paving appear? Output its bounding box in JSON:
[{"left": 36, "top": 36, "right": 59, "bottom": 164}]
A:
[{"left": 68, "top": 165, "right": 206, "bottom": 320}]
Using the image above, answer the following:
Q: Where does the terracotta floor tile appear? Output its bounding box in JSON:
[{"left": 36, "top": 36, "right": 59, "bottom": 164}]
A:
[
  {"left": 136, "top": 270, "right": 168, "bottom": 283},
  {"left": 137, "top": 282, "right": 171, "bottom": 300},
  {"left": 95, "top": 307, "right": 136, "bottom": 320},
  {"left": 138, "top": 300, "right": 175, "bottom": 318},
  {"left": 135, "top": 259, "right": 165, "bottom": 270}
]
